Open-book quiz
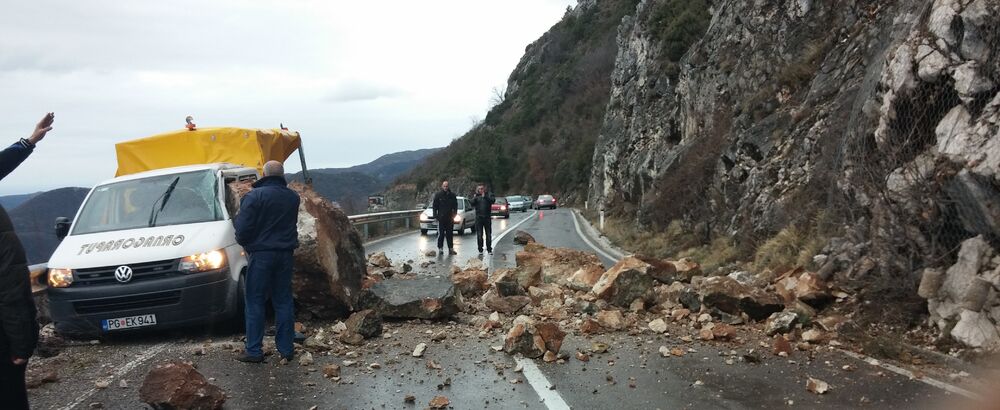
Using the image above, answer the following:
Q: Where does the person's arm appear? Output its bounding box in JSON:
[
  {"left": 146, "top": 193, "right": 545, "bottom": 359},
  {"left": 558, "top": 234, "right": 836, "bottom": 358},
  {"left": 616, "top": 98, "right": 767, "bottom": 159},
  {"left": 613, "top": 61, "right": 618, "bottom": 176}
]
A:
[
  {"left": 0, "top": 141, "right": 34, "bottom": 181},
  {"left": 0, "top": 113, "right": 55, "bottom": 181},
  {"left": 233, "top": 191, "right": 259, "bottom": 246},
  {"left": 450, "top": 195, "right": 458, "bottom": 218},
  {"left": 487, "top": 192, "right": 495, "bottom": 205},
  {"left": 0, "top": 267, "right": 39, "bottom": 364}
]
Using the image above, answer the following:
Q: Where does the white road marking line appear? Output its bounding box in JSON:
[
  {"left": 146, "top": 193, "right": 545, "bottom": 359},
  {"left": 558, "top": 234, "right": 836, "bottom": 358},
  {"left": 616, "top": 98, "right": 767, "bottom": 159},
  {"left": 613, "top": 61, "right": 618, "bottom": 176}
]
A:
[
  {"left": 568, "top": 209, "right": 619, "bottom": 263},
  {"left": 60, "top": 342, "right": 170, "bottom": 410},
  {"left": 491, "top": 210, "right": 538, "bottom": 250},
  {"left": 837, "top": 349, "right": 982, "bottom": 400},
  {"left": 515, "top": 357, "right": 572, "bottom": 410}
]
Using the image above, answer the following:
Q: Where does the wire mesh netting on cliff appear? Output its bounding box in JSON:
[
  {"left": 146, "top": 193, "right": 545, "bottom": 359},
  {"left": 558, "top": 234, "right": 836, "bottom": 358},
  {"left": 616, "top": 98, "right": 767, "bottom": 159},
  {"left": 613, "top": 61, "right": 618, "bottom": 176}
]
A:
[{"left": 837, "top": 7, "right": 999, "bottom": 291}]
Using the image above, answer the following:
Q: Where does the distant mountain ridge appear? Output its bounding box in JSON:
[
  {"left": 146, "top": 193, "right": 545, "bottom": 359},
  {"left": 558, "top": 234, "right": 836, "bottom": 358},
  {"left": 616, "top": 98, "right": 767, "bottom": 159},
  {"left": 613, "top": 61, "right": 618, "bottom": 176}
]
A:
[
  {"left": 0, "top": 192, "right": 39, "bottom": 209},
  {"left": 9, "top": 187, "right": 89, "bottom": 264},
  {"left": 289, "top": 147, "right": 441, "bottom": 214}
]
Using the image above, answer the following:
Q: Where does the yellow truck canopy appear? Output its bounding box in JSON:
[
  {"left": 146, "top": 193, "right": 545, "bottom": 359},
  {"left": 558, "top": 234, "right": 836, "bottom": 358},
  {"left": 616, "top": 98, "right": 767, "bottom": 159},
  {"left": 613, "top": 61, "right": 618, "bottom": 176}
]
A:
[{"left": 114, "top": 127, "right": 301, "bottom": 176}]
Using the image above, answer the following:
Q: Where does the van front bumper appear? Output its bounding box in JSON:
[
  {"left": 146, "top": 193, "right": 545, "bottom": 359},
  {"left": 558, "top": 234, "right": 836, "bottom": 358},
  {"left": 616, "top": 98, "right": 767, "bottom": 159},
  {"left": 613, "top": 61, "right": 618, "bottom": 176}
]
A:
[{"left": 48, "top": 268, "right": 237, "bottom": 337}]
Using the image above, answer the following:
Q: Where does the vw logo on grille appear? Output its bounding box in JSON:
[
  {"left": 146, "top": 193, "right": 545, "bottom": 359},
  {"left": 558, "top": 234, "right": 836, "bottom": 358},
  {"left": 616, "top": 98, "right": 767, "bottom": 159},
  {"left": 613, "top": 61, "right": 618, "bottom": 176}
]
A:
[{"left": 114, "top": 266, "right": 133, "bottom": 283}]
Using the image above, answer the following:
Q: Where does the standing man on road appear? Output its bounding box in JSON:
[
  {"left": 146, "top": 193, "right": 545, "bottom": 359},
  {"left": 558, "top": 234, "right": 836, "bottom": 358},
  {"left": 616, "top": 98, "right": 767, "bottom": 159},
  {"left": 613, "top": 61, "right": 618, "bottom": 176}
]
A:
[
  {"left": 234, "top": 160, "right": 301, "bottom": 363},
  {"left": 1, "top": 113, "right": 53, "bottom": 409},
  {"left": 470, "top": 183, "right": 495, "bottom": 254},
  {"left": 432, "top": 180, "right": 458, "bottom": 255}
]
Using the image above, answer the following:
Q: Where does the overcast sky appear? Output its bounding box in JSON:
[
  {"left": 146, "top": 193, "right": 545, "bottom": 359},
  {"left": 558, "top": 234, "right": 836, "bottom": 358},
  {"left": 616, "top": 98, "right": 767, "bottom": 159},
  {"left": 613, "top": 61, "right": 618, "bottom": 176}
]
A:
[{"left": 0, "top": 0, "right": 576, "bottom": 195}]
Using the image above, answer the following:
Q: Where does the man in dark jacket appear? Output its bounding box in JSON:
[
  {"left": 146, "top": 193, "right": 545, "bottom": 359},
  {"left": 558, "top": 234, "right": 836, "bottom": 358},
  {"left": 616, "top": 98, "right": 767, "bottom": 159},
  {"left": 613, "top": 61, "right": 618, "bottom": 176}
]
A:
[
  {"left": 1, "top": 113, "right": 52, "bottom": 409},
  {"left": 431, "top": 180, "right": 458, "bottom": 255},
  {"left": 470, "top": 184, "right": 495, "bottom": 254},
  {"left": 234, "top": 160, "right": 301, "bottom": 363}
]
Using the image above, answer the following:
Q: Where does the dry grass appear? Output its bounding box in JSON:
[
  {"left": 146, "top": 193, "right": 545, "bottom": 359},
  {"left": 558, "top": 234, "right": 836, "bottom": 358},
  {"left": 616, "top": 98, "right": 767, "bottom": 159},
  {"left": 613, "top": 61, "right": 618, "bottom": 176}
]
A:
[{"left": 751, "top": 211, "right": 837, "bottom": 273}]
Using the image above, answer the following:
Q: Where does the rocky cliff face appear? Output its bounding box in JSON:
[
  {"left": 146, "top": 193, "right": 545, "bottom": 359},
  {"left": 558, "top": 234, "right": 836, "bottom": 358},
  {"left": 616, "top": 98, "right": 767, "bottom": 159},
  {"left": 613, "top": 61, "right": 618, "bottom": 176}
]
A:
[{"left": 589, "top": 0, "right": 999, "bottom": 345}]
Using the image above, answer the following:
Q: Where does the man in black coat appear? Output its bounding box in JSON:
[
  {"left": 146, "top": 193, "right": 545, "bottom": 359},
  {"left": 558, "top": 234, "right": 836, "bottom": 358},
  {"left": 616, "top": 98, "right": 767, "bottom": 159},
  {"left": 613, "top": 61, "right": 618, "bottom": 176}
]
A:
[
  {"left": 470, "top": 183, "right": 495, "bottom": 254},
  {"left": 431, "top": 180, "right": 458, "bottom": 255},
  {"left": 1, "top": 113, "right": 52, "bottom": 409},
  {"left": 234, "top": 160, "right": 301, "bottom": 363}
]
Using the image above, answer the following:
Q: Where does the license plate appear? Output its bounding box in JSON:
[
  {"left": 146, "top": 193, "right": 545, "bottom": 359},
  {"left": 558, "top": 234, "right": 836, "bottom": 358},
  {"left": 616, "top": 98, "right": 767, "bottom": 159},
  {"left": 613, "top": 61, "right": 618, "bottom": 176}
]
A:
[{"left": 101, "top": 314, "right": 157, "bottom": 331}]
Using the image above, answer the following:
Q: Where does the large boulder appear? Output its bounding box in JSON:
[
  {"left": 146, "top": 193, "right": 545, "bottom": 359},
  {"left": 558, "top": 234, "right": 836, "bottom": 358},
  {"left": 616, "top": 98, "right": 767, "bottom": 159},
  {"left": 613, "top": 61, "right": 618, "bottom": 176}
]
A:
[
  {"left": 513, "top": 230, "right": 536, "bottom": 245},
  {"left": 698, "top": 276, "right": 784, "bottom": 321},
  {"left": 358, "top": 276, "right": 462, "bottom": 320},
  {"left": 230, "top": 182, "right": 366, "bottom": 318},
  {"left": 344, "top": 309, "right": 383, "bottom": 339},
  {"left": 139, "top": 361, "right": 226, "bottom": 410},
  {"left": 503, "top": 321, "right": 565, "bottom": 359},
  {"left": 483, "top": 282, "right": 531, "bottom": 314},
  {"left": 515, "top": 243, "right": 605, "bottom": 287},
  {"left": 452, "top": 268, "right": 488, "bottom": 297},
  {"left": 591, "top": 256, "right": 656, "bottom": 307},
  {"left": 633, "top": 255, "right": 680, "bottom": 284},
  {"left": 922, "top": 236, "right": 1000, "bottom": 350}
]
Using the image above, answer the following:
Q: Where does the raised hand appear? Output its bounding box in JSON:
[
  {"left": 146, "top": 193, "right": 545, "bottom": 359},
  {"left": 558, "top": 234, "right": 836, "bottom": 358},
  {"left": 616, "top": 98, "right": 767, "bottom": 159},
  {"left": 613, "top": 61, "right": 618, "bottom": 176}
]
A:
[{"left": 29, "top": 112, "right": 55, "bottom": 145}]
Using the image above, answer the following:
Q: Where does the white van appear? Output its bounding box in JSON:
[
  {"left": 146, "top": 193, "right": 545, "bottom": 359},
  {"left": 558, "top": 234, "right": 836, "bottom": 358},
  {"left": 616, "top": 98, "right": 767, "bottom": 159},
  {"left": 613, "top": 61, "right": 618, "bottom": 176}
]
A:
[{"left": 45, "top": 127, "right": 308, "bottom": 337}]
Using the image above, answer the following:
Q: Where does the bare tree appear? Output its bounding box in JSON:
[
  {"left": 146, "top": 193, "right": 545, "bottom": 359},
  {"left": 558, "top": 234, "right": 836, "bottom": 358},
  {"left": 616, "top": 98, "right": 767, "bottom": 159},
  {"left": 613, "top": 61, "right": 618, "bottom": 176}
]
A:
[{"left": 489, "top": 85, "right": 507, "bottom": 108}]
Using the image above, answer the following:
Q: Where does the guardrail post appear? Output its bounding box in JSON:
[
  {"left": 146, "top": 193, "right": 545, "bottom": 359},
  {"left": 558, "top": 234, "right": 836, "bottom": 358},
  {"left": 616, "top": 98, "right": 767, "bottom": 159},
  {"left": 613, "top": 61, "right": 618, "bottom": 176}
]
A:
[
  {"left": 405, "top": 218, "right": 410, "bottom": 229},
  {"left": 384, "top": 220, "right": 390, "bottom": 235},
  {"left": 599, "top": 210, "right": 605, "bottom": 231},
  {"left": 363, "top": 224, "right": 369, "bottom": 241}
]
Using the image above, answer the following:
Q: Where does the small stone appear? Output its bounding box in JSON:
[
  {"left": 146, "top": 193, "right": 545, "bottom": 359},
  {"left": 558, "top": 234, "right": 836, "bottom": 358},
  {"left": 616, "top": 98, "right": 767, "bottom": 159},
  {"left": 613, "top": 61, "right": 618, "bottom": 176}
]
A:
[
  {"left": 298, "top": 352, "right": 314, "bottom": 366},
  {"left": 429, "top": 395, "right": 450, "bottom": 409},
  {"left": 658, "top": 346, "right": 671, "bottom": 357},
  {"left": 591, "top": 342, "right": 609, "bottom": 353},
  {"left": 323, "top": 364, "right": 341, "bottom": 378},
  {"left": 806, "top": 377, "right": 830, "bottom": 394},
  {"left": 648, "top": 319, "right": 668, "bottom": 333},
  {"left": 369, "top": 363, "right": 381, "bottom": 370},
  {"left": 95, "top": 379, "right": 110, "bottom": 389},
  {"left": 425, "top": 250, "right": 437, "bottom": 257},
  {"left": 413, "top": 343, "right": 427, "bottom": 358},
  {"left": 576, "top": 352, "right": 590, "bottom": 362},
  {"left": 404, "top": 395, "right": 416, "bottom": 403},
  {"left": 543, "top": 351, "right": 558, "bottom": 362}
]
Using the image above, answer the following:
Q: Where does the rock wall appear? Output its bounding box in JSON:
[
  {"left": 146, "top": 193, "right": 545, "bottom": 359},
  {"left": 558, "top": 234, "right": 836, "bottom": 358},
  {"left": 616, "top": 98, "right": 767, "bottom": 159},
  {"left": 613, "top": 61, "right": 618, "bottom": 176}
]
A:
[{"left": 588, "top": 0, "right": 999, "bottom": 347}]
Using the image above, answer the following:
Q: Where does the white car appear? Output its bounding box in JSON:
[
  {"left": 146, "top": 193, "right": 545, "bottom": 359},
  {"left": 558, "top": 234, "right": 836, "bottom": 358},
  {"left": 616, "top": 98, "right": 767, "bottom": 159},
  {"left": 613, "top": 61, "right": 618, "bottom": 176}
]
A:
[{"left": 418, "top": 196, "right": 476, "bottom": 235}]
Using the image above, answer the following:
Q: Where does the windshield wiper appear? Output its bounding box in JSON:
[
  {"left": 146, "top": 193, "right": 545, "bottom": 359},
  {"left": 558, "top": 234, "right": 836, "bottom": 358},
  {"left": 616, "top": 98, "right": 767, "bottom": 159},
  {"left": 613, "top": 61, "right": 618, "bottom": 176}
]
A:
[{"left": 148, "top": 177, "right": 180, "bottom": 227}]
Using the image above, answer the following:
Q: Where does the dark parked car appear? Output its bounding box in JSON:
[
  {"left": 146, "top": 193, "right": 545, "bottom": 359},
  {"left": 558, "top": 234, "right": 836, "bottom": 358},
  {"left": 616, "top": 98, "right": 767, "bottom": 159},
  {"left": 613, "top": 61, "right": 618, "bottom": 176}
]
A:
[
  {"left": 534, "top": 194, "right": 557, "bottom": 209},
  {"left": 491, "top": 197, "right": 510, "bottom": 218}
]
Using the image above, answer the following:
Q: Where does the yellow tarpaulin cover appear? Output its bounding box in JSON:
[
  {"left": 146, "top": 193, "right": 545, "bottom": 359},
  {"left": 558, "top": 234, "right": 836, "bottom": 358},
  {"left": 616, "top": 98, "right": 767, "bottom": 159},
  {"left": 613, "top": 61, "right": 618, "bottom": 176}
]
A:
[{"left": 114, "top": 127, "right": 301, "bottom": 176}]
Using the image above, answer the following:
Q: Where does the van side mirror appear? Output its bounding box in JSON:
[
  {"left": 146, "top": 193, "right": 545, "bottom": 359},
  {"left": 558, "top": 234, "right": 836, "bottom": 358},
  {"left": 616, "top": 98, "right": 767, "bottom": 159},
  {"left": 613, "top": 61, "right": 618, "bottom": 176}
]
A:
[{"left": 55, "top": 217, "right": 71, "bottom": 241}]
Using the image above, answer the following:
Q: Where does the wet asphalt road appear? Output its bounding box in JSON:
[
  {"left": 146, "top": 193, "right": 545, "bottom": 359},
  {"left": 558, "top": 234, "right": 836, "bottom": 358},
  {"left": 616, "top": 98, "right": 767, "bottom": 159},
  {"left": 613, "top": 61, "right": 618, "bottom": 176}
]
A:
[{"left": 27, "top": 208, "right": 968, "bottom": 409}]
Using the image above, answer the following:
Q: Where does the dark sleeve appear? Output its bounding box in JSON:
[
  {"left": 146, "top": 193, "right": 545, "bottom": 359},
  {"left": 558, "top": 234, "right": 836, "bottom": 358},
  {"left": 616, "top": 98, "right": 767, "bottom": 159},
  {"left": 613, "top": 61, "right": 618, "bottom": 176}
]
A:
[
  {"left": 0, "top": 266, "right": 38, "bottom": 359},
  {"left": 233, "top": 191, "right": 259, "bottom": 246},
  {"left": 450, "top": 195, "right": 458, "bottom": 216},
  {"left": 431, "top": 193, "right": 439, "bottom": 217},
  {"left": 487, "top": 193, "right": 495, "bottom": 205},
  {"left": 0, "top": 140, "right": 35, "bottom": 181}
]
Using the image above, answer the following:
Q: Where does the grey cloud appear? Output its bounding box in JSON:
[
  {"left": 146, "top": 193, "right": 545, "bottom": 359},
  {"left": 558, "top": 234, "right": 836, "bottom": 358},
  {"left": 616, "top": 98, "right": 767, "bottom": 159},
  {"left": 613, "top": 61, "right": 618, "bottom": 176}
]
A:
[{"left": 323, "top": 82, "right": 404, "bottom": 103}]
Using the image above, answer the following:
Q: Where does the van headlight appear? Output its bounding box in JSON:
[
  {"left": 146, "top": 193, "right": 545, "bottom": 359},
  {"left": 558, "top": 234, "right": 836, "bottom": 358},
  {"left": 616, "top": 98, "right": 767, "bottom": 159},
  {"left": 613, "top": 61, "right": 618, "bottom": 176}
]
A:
[
  {"left": 48, "top": 268, "right": 73, "bottom": 288},
  {"left": 179, "top": 250, "right": 227, "bottom": 273},
  {"left": 453, "top": 215, "right": 462, "bottom": 223},
  {"left": 420, "top": 214, "right": 431, "bottom": 222}
]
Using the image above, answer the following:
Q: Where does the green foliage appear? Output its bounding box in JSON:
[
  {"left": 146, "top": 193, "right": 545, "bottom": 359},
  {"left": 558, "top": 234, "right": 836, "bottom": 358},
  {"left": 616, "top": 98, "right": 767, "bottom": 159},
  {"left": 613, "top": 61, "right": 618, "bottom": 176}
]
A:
[
  {"left": 646, "top": 0, "right": 711, "bottom": 74},
  {"left": 396, "top": 0, "right": 640, "bottom": 197}
]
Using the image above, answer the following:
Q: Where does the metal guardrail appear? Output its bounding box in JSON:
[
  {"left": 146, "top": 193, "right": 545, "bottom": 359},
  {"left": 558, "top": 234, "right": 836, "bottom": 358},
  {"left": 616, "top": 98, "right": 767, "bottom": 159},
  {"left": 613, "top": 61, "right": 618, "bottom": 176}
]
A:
[{"left": 348, "top": 209, "right": 424, "bottom": 241}]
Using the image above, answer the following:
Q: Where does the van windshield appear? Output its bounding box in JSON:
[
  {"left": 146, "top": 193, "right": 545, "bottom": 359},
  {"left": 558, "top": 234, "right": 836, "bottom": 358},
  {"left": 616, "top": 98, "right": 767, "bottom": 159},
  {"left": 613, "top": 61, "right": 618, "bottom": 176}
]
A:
[{"left": 72, "top": 170, "right": 222, "bottom": 235}]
